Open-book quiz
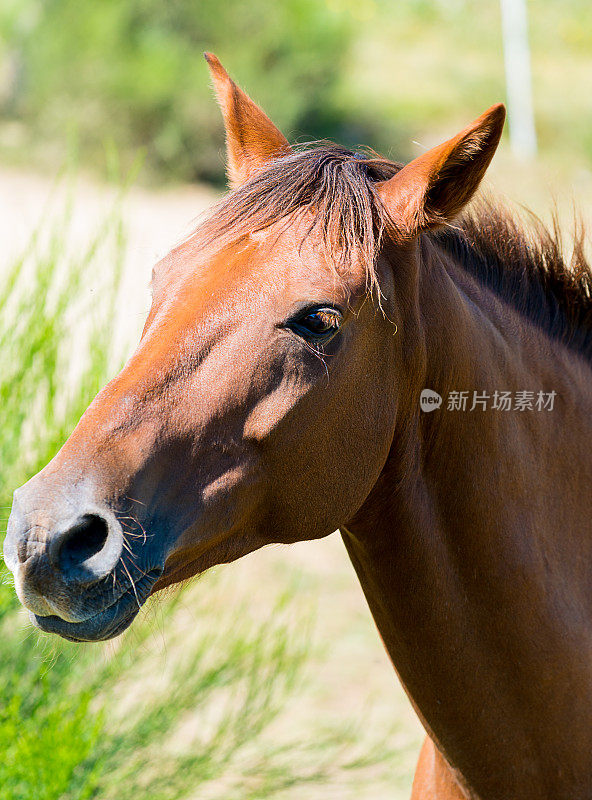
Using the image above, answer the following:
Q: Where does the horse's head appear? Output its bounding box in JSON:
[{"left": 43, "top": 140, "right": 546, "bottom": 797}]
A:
[{"left": 4, "top": 55, "right": 504, "bottom": 641}]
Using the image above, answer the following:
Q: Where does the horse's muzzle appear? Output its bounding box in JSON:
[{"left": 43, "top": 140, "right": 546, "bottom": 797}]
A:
[{"left": 3, "top": 487, "right": 160, "bottom": 641}]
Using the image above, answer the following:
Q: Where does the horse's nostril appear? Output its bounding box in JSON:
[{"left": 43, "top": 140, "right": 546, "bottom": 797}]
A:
[{"left": 56, "top": 514, "right": 109, "bottom": 571}]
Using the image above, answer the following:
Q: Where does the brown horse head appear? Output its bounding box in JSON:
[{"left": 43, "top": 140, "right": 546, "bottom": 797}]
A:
[{"left": 4, "top": 55, "right": 504, "bottom": 642}]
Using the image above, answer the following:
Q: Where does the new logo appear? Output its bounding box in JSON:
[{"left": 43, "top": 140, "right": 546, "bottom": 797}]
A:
[{"left": 420, "top": 389, "right": 442, "bottom": 412}]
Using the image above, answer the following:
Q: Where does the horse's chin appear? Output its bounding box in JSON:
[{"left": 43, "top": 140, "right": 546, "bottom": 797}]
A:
[
  {"left": 150, "top": 556, "right": 211, "bottom": 594},
  {"left": 30, "top": 568, "right": 161, "bottom": 642},
  {"left": 151, "top": 529, "right": 267, "bottom": 595}
]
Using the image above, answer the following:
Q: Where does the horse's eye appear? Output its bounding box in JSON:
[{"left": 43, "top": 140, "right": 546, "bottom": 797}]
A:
[{"left": 285, "top": 307, "right": 343, "bottom": 343}]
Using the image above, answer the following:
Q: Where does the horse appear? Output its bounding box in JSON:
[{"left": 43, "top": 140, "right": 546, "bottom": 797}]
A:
[{"left": 4, "top": 53, "right": 592, "bottom": 799}]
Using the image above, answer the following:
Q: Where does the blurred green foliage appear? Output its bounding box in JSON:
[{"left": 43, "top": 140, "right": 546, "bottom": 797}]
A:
[
  {"left": 356, "top": 0, "right": 592, "bottom": 165},
  {"left": 0, "top": 0, "right": 353, "bottom": 183},
  {"left": 1, "top": 0, "right": 592, "bottom": 182}
]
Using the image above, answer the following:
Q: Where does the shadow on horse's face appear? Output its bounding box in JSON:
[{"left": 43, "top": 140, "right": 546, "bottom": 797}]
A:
[{"left": 4, "top": 207, "right": 399, "bottom": 641}]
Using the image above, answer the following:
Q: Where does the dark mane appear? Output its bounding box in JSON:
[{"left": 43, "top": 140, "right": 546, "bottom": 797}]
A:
[
  {"left": 198, "top": 142, "right": 592, "bottom": 360},
  {"left": 435, "top": 205, "right": 592, "bottom": 361}
]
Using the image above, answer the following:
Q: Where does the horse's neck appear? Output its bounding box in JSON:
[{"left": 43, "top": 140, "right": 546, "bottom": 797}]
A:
[{"left": 343, "top": 241, "right": 592, "bottom": 799}]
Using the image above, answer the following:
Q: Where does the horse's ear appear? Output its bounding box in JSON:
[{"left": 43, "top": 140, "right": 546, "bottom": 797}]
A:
[
  {"left": 204, "top": 52, "right": 291, "bottom": 190},
  {"left": 376, "top": 104, "right": 505, "bottom": 239}
]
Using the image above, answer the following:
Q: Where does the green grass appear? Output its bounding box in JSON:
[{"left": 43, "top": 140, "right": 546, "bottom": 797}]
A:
[
  {"left": 0, "top": 194, "right": 414, "bottom": 799},
  {"left": 0, "top": 184, "right": 124, "bottom": 799},
  {"left": 0, "top": 188, "right": 123, "bottom": 498},
  {"left": 0, "top": 566, "right": 312, "bottom": 799}
]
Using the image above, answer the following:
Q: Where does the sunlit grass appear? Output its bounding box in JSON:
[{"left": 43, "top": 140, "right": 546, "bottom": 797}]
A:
[{"left": 0, "top": 185, "right": 125, "bottom": 799}]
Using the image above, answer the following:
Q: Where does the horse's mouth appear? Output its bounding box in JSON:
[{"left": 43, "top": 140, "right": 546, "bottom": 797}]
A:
[{"left": 30, "top": 568, "right": 161, "bottom": 642}]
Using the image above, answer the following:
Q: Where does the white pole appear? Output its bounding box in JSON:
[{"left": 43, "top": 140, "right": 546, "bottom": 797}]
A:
[{"left": 500, "top": 0, "right": 537, "bottom": 159}]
